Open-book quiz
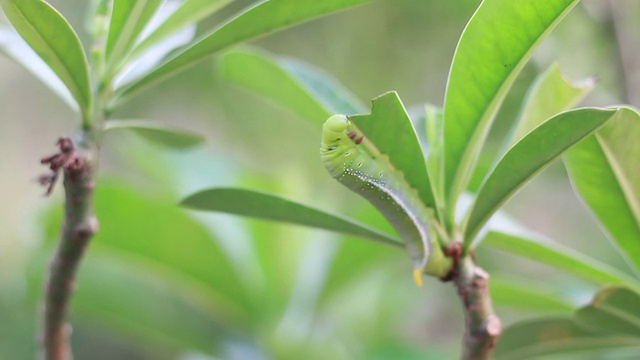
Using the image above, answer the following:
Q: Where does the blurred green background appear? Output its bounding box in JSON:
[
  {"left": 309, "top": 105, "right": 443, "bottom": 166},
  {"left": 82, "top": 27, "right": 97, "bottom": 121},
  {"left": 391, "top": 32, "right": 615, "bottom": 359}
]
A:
[{"left": 1, "top": 1, "right": 639, "bottom": 359}]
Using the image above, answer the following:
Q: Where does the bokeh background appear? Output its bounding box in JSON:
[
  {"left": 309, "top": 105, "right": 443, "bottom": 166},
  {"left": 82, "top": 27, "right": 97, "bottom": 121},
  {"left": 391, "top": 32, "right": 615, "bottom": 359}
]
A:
[{"left": 1, "top": 0, "right": 639, "bottom": 359}]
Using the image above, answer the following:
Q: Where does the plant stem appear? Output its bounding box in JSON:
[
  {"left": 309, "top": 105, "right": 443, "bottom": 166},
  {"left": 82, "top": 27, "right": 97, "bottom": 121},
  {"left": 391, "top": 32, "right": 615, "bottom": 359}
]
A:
[
  {"left": 39, "top": 135, "right": 99, "bottom": 360},
  {"left": 454, "top": 256, "right": 501, "bottom": 360}
]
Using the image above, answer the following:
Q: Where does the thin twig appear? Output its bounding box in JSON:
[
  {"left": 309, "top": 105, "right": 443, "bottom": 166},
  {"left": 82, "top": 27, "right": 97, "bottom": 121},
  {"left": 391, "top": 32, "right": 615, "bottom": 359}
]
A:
[{"left": 39, "top": 136, "right": 99, "bottom": 360}]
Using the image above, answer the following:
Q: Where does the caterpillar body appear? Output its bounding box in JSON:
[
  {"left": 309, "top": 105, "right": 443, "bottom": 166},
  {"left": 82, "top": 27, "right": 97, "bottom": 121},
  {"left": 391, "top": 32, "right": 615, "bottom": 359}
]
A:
[{"left": 321, "top": 115, "right": 432, "bottom": 278}]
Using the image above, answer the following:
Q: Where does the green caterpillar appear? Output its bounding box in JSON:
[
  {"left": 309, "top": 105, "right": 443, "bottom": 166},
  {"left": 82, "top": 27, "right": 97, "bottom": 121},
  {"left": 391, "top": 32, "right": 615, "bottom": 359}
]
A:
[{"left": 321, "top": 114, "right": 432, "bottom": 284}]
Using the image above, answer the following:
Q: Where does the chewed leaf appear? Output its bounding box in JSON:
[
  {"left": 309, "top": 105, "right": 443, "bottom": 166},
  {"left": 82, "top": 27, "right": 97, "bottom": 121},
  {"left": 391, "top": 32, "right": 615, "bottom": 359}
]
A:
[
  {"left": 349, "top": 92, "right": 437, "bottom": 214},
  {"left": 321, "top": 115, "right": 450, "bottom": 279}
]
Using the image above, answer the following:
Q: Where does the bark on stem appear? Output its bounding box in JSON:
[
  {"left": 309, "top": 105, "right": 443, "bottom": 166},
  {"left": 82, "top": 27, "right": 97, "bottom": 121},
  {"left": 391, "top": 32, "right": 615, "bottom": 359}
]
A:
[
  {"left": 39, "top": 136, "right": 99, "bottom": 360},
  {"left": 454, "top": 256, "right": 501, "bottom": 360}
]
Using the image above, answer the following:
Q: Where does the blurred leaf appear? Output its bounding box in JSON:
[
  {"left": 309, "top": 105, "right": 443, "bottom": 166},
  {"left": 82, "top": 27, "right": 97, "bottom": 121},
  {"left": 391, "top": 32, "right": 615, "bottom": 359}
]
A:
[
  {"left": 221, "top": 48, "right": 366, "bottom": 125},
  {"left": 575, "top": 286, "right": 640, "bottom": 338},
  {"left": 222, "top": 50, "right": 366, "bottom": 125},
  {"left": 482, "top": 231, "right": 640, "bottom": 291},
  {"left": 279, "top": 56, "right": 367, "bottom": 116},
  {"left": 564, "top": 107, "right": 640, "bottom": 274},
  {"left": 38, "top": 182, "right": 253, "bottom": 354},
  {"left": 494, "top": 318, "right": 639, "bottom": 359},
  {"left": 89, "top": 182, "right": 250, "bottom": 320},
  {"left": 443, "top": 0, "right": 579, "bottom": 215},
  {"left": 114, "top": 0, "right": 375, "bottom": 104},
  {"left": 350, "top": 92, "right": 436, "bottom": 212},
  {"left": 74, "top": 252, "right": 230, "bottom": 355},
  {"left": 130, "top": 0, "right": 234, "bottom": 61},
  {"left": 508, "top": 63, "right": 594, "bottom": 147},
  {"left": 221, "top": 49, "right": 331, "bottom": 124},
  {"left": 490, "top": 277, "right": 575, "bottom": 313},
  {"left": 0, "top": 0, "right": 92, "bottom": 122},
  {"left": 103, "top": 119, "right": 205, "bottom": 149},
  {"left": 0, "top": 28, "right": 76, "bottom": 109},
  {"left": 181, "top": 187, "right": 402, "bottom": 246},
  {"left": 106, "top": 0, "right": 163, "bottom": 73},
  {"left": 464, "top": 108, "right": 616, "bottom": 245}
]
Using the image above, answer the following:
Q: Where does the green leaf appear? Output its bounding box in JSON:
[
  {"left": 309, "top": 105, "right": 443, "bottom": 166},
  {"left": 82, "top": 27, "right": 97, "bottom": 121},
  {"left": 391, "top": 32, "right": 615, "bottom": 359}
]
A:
[
  {"left": 490, "top": 277, "right": 575, "bottom": 313},
  {"left": 494, "top": 318, "right": 640, "bottom": 360},
  {"left": 37, "top": 181, "right": 251, "bottom": 354},
  {"left": 575, "top": 286, "right": 640, "bottom": 339},
  {"left": 350, "top": 92, "right": 436, "bottom": 212},
  {"left": 464, "top": 108, "right": 616, "bottom": 245},
  {"left": 103, "top": 119, "right": 205, "bottom": 149},
  {"left": 0, "top": 28, "right": 75, "bottom": 109},
  {"left": 0, "top": 0, "right": 92, "bottom": 123},
  {"left": 130, "top": 0, "right": 234, "bottom": 61},
  {"left": 114, "top": 0, "right": 375, "bottom": 105},
  {"left": 425, "top": 105, "right": 445, "bottom": 217},
  {"left": 106, "top": 0, "right": 163, "bottom": 74},
  {"left": 221, "top": 49, "right": 331, "bottom": 124},
  {"left": 221, "top": 49, "right": 366, "bottom": 125},
  {"left": 181, "top": 187, "right": 402, "bottom": 247},
  {"left": 279, "top": 56, "right": 367, "bottom": 116},
  {"left": 90, "top": 183, "right": 249, "bottom": 317},
  {"left": 73, "top": 252, "right": 230, "bottom": 354},
  {"left": 564, "top": 107, "right": 640, "bottom": 274},
  {"left": 443, "top": 0, "right": 579, "bottom": 216},
  {"left": 508, "top": 63, "right": 594, "bottom": 147},
  {"left": 482, "top": 231, "right": 640, "bottom": 292}
]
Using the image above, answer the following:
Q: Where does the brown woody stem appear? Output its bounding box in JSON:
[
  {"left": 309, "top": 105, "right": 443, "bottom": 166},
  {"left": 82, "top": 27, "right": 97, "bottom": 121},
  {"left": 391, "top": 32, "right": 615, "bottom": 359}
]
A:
[
  {"left": 39, "top": 136, "right": 99, "bottom": 360},
  {"left": 453, "top": 256, "right": 501, "bottom": 360}
]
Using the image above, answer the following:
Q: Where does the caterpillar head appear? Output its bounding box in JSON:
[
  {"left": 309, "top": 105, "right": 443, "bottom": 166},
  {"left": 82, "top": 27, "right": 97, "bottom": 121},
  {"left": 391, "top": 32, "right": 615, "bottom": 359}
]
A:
[{"left": 322, "top": 114, "right": 350, "bottom": 145}]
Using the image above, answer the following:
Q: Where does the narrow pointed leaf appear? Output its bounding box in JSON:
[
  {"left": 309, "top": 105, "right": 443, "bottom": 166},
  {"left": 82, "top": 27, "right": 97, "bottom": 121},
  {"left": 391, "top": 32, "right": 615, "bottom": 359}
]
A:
[
  {"left": 181, "top": 188, "right": 402, "bottom": 247},
  {"left": 564, "top": 107, "right": 640, "bottom": 274},
  {"left": 0, "top": 0, "right": 92, "bottom": 122},
  {"left": 575, "top": 286, "right": 640, "bottom": 339},
  {"left": 130, "top": 0, "right": 234, "bottom": 60},
  {"left": 425, "top": 105, "right": 445, "bottom": 216},
  {"left": 350, "top": 92, "right": 436, "bottom": 212},
  {"left": 494, "top": 318, "right": 640, "bottom": 359},
  {"left": 103, "top": 119, "right": 205, "bottom": 149},
  {"left": 106, "top": 0, "right": 163, "bottom": 71},
  {"left": 279, "top": 56, "right": 367, "bottom": 116},
  {"left": 114, "top": 0, "right": 375, "bottom": 104},
  {"left": 508, "top": 63, "right": 594, "bottom": 147},
  {"left": 0, "top": 28, "right": 76, "bottom": 109},
  {"left": 482, "top": 231, "right": 640, "bottom": 291},
  {"left": 221, "top": 49, "right": 331, "bottom": 124},
  {"left": 443, "top": 0, "right": 579, "bottom": 214},
  {"left": 465, "top": 108, "right": 616, "bottom": 245}
]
